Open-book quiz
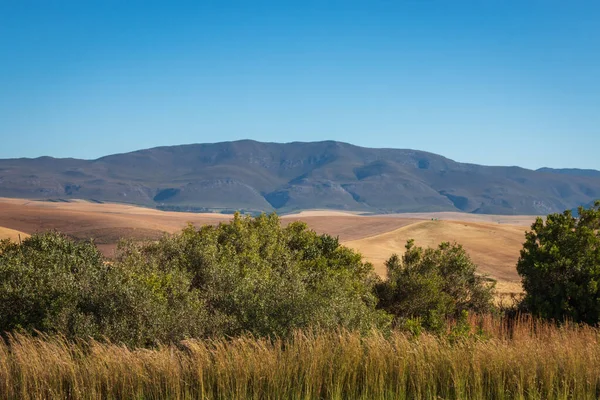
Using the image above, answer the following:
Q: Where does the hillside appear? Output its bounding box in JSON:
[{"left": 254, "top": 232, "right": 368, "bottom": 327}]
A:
[
  {"left": 1, "top": 140, "right": 599, "bottom": 214},
  {"left": 344, "top": 219, "right": 529, "bottom": 278},
  {"left": 0, "top": 226, "right": 29, "bottom": 243},
  {"left": 537, "top": 168, "right": 600, "bottom": 178},
  {"left": 344, "top": 219, "right": 532, "bottom": 296},
  {"left": 0, "top": 197, "right": 418, "bottom": 257}
]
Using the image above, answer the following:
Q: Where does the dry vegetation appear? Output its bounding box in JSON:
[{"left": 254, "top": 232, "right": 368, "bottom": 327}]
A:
[
  {"left": 381, "top": 211, "right": 538, "bottom": 226},
  {"left": 1, "top": 315, "right": 599, "bottom": 400},
  {"left": 0, "top": 197, "right": 231, "bottom": 237},
  {"left": 0, "top": 198, "right": 416, "bottom": 244},
  {"left": 0, "top": 227, "right": 29, "bottom": 243}
]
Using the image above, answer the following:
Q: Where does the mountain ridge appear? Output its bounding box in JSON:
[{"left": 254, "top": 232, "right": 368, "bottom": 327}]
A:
[{"left": 1, "top": 140, "right": 599, "bottom": 215}]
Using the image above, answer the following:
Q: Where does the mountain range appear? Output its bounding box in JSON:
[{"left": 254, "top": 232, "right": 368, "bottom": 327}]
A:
[{"left": 1, "top": 140, "right": 599, "bottom": 215}]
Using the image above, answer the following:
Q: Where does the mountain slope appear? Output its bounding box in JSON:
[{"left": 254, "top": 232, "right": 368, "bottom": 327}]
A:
[
  {"left": 1, "top": 140, "right": 599, "bottom": 215},
  {"left": 537, "top": 168, "right": 600, "bottom": 178}
]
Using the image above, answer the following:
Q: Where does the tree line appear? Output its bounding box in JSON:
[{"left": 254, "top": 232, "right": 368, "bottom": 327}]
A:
[{"left": 0, "top": 201, "right": 598, "bottom": 347}]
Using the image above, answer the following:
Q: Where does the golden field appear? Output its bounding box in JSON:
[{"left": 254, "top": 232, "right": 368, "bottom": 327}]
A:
[{"left": 1, "top": 315, "right": 598, "bottom": 400}]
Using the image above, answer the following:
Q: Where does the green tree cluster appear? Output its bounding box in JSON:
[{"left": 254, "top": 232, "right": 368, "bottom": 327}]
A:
[
  {"left": 0, "top": 232, "right": 207, "bottom": 346},
  {"left": 126, "top": 213, "right": 390, "bottom": 338},
  {"left": 377, "top": 240, "right": 495, "bottom": 331},
  {"left": 0, "top": 213, "right": 390, "bottom": 345},
  {"left": 0, "top": 212, "right": 502, "bottom": 345},
  {"left": 6, "top": 200, "right": 600, "bottom": 345},
  {"left": 518, "top": 200, "right": 600, "bottom": 324}
]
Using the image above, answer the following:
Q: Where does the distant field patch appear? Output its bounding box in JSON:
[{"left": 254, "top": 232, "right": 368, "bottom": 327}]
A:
[
  {"left": 0, "top": 226, "right": 29, "bottom": 242},
  {"left": 344, "top": 219, "right": 528, "bottom": 295},
  {"left": 66, "top": 227, "right": 167, "bottom": 244},
  {"left": 281, "top": 215, "right": 418, "bottom": 241}
]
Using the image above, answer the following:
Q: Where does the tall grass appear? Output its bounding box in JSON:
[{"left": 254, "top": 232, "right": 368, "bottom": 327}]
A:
[{"left": 1, "top": 315, "right": 599, "bottom": 400}]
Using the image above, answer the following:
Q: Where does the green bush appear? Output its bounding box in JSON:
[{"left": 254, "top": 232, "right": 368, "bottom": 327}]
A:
[
  {"left": 377, "top": 240, "right": 495, "bottom": 331},
  {"left": 128, "top": 213, "right": 390, "bottom": 337},
  {"left": 517, "top": 200, "right": 600, "bottom": 324},
  {"left": 0, "top": 213, "right": 390, "bottom": 344},
  {"left": 0, "top": 232, "right": 208, "bottom": 346},
  {"left": 0, "top": 212, "right": 505, "bottom": 343}
]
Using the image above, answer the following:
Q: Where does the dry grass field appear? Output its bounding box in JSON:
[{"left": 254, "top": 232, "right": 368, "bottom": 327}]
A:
[
  {"left": 281, "top": 215, "right": 417, "bottom": 241},
  {"left": 344, "top": 220, "right": 530, "bottom": 279},
  {"left": 344, "top": 220, "right": 533, "bottom": 296},
  {"left": 3, "top": 316, "right": 600, "bottom": 400},
  {"left": 378, "top": 211, "right": 538, "bottom": 226},
  {"left": 0, "top": 198, "right": 418, "bottom": 255},
  {"left": 0, "top": 226, "right": 29, "bottom": 243},
  {"left": 0, "top": 198, "right": 536, "bottom": 294},
  {"left": 293, "top": 212, "right": 535, "bottom": 296},
  {"left": 0, "top": 198, "right": 232, "bottom": 256}
]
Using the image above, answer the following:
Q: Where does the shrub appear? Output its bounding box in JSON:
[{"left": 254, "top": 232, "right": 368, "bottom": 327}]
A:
[
  {"left": 127, "top": 213, "right": 390, "bottom": 337},
  {"left": 377, "top": 240, "right": 495, "bottom": 331},
  {"left": 517, "top": 200, "right": 600, "bottom": 323},
  {"left": 0, "top": 213, "right": 390, "bottom": 344},
  {"left": 0, "top": 232, "right": 208, "bottom": 346}
]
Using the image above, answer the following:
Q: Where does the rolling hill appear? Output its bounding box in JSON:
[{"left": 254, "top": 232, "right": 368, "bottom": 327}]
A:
[
  {"left": 537, "top": 167, "right": 600, "bottom": 178},
  {"left": 0, "top": 197, "right": 419, "bottom": 257},
  {"left": 345, "top": 220, "right": 528, "bottom": 280},
  {"left": 344, "top": 219, "right": 532, "bottom": 296},
  {"left": 0, "top": 226, "right": 29, "bottom": 243},
  {"left": 1, "top": 140, "right": 599, "bottom": 214}
]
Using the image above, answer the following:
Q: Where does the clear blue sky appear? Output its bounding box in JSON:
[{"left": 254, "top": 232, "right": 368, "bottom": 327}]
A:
[{"left": 1, "top": 1, "right": 598, "bottom": 169}]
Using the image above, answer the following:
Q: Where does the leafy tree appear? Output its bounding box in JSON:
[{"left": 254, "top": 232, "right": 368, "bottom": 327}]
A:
[
  {"left": 517, "top": 200, "right": 600, "bottom": 324},
  {"left": 130, "top": 213, "right": 390, "bottom": 337},
  {"left": 0, "top": 232, "right": 208, "bottom": 346},
  {"left": 0, "top": 213, "right": 394, "bottom": 343},
  {"left": 377, "top": 240, "right": 495, "bottom": 331}
]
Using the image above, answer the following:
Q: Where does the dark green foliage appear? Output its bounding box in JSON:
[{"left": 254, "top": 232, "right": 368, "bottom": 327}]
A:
[
  {"left": 517, "top": 200, "right": 600, "bottom": 324},
  {"left": 0, "top": 213, "right": 389, "bottom": 344},
  {"left": 129, "top": 213, "right": 390, "bottom": 337},
  {"left": 0, "top": 232, "right": 207, "bottom": 347},
  {"left": 377, "top": 240, "right": 495, "bottom": 331}
]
